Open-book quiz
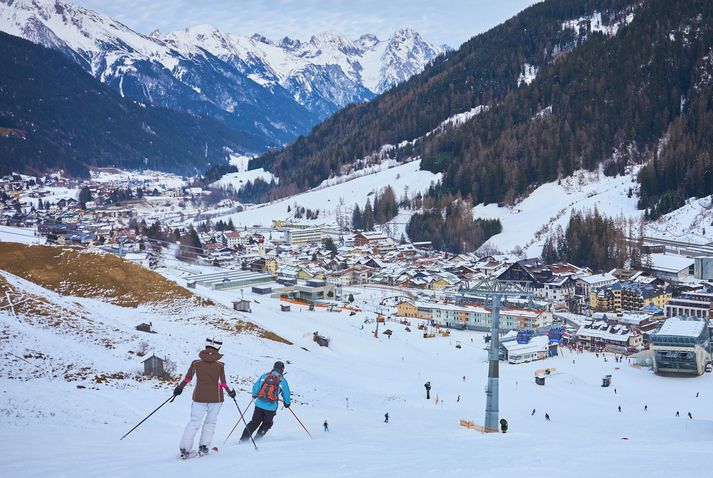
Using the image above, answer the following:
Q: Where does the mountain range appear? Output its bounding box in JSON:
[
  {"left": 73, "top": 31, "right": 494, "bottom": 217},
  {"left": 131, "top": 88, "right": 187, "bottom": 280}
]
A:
[{"left": 0, "top": 0, "right": 446, "bottom": 151}]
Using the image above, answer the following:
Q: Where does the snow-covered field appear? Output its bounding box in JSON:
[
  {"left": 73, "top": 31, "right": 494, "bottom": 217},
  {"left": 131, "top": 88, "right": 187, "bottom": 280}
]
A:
[
  {"left": 217, "top": 159, "right": 440, "bottom": 228},
  {"left": 1, "top": 253, "right": 711, "bottom": 478},
  {"left": 647, "top": 195, "right": 713, "bottom": 244},
  {"left": 473, "top": 168, "right": 641, "bottom": 255},
  {"left": 211, "top": 154, "right": 277, "bottom": 192}
]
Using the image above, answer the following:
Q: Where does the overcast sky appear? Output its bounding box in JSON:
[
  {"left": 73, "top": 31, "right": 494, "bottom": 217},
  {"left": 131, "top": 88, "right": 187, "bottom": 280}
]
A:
[{"left": 76, "top": 0, "right": 538, "bottom": 48}]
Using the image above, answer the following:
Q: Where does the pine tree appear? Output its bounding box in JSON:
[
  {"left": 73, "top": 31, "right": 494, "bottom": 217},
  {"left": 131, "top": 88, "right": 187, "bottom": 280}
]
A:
[
  {"left": 351, "top": 204, "right": 363, "bottom": 230},
  {"left": 362, "top": 199, "right": 374, "bottom": 231}
]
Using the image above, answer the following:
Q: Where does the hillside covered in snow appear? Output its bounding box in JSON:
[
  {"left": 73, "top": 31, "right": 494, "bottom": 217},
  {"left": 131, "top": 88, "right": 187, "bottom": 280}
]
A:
[{"left": 0, "top": 238, "right": 711, "bottom": 478}]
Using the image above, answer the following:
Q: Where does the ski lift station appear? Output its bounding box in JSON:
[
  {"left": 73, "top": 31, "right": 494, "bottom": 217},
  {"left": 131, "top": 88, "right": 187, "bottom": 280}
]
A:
[
  {"left": 500, "top": 334, "right": 554, "bottom": 364},
  {"left": 184, "top": 270, "right": 274, "bottom": 290},
  {"left": 650, "top": 316, "right": 711, "bottom": 375}
]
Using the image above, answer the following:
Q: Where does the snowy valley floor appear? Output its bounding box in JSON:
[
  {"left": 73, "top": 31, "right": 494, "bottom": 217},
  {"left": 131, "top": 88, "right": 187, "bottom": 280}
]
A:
[{"left": 1, "top": 280, "right": 712, "bottom": 478}]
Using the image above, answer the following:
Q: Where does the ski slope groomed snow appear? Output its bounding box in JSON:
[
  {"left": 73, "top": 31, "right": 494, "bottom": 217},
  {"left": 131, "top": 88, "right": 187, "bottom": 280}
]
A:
[
  {"left": 474, "top": 167, "right": 641, "bottom": 255},
  {"left": 1, "top": 263, "right": 711, "bottom": 478},
  {"left": 216, "top": 159, "right": 440, "bottom": 227}
]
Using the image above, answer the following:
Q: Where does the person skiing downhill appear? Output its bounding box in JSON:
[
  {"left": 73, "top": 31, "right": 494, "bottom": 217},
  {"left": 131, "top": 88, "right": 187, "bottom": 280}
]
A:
[
  {"left": 323, "top": 420, "right": 329, "bottom": 432},
  {"left": 384, "top": 412, "right": 389, "bottom": 423},
  {"left": 424, "top": 381, "right": 431, "bottom": 399},
  {"left": 531, "top": 409, "right": 536, "bottom": 416},
  {"left": 174, "top": 338, "right": 236, "bottom": 459},
  {"left": 240, "top": 361, "right": 291, "bottom": 442}
]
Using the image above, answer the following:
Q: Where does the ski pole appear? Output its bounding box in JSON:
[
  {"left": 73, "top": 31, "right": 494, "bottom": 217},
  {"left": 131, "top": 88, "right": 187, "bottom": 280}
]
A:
[
  {"left": 231, "top": 397, "right": 258, "bottom": 450},
  {"left": 120, "top": 394, "right": 175, "bottom": 440},
  {"left": 224, "top": 397, "right": 254, "bottom": 444},
  {"left": 286, "top": 406, "right": 312, "bottom": 438}
]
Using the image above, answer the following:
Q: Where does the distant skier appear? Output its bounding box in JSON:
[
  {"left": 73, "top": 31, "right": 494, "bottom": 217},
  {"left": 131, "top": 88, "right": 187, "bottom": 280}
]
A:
[
  {"left": 424, "top": 381, "right": 432, "bottom": 399},
  {"left": 545, "top": 413, "right": 550, "bottom": 421},
  {"left": 688, "top": 412, "right": 693, "bottom": 419},
  {"left": 676, "top": 411, "right": 680, "bottom": 417},
  {"left": 323, "top": 420, "right": 329, "bottom": 432},
  {"left": 240, "top": 361, "right": 291, "bottom": 442},
  {"left": 457, "top": 395, "right": 461, "bottom": 403},
  {"left": 696, "top": 392, "right": 699, "bottom": 398},
  {"left": 462, "top": 375, "right": 466, "bottom": 382},
  {"left": 644, "top": 405, "right": 648, "bottom": 411},
  {"left": 500, "top": 418, "right": 508, "bottom": 433},
  {"left": 618, "top": 406, "right": 621, "bottom": 413},
  {"left": 174, "top": 338, "right": 236, "bottom": 459},
  {"left": 531, "top": 409, "right": 536, "bottom": 416},
  {"left": 614, "top": 388, "right": 617, "bottom": 394},
  {"left": 384, "top": 412, "right": 389, "bottom": 423}
]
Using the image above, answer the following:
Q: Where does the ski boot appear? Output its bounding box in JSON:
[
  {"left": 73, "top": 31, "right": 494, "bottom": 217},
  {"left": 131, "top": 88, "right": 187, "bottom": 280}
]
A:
[
  {"left": 198, "top": 445, "right": 209, "bottom": 456},
  {"left": 180, "top": 448, "right": 190, "bottom": 460}
]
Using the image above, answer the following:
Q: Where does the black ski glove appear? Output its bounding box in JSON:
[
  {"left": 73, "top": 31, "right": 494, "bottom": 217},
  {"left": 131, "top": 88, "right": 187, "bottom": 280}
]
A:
[
  {"left": 227, "top": 388, "right": 236, "bottom": 399},
  {"left": 173, "top": 385, "right": 183, "bottom": 396}
]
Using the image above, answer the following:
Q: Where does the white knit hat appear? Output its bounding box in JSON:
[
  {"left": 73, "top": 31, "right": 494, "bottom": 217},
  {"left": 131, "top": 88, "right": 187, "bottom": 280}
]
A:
[{"left": 206, "top": 337, "right": 223, "bottom": 350}]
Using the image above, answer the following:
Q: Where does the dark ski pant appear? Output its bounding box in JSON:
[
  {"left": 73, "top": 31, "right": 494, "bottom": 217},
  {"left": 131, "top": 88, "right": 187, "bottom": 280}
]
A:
[{"left": 240, "top": 406, "right": 276, "bottom": 440}]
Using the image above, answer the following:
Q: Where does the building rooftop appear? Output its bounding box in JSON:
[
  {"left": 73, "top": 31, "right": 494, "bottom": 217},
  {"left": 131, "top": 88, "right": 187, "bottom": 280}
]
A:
[
  {"left": 656, "top": 317, "right": 707, "bottom": 338},
  {"left": 649, "top": 254, "right": 694, "bottom": 274}
]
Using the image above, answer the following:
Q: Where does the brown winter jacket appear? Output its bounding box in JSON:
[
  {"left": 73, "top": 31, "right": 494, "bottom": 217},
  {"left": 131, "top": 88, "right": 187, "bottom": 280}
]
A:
[{"left": 179, "top": 348, "right": 229, "bottom": 403}]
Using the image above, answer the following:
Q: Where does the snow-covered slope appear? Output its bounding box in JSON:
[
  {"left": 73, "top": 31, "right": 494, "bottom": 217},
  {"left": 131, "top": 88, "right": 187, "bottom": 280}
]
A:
[
  {"left": 473, "top": 167, "right": 642, "bottom": 255},
  {"left": 646, "top": 195, "right": 713, "bottom": 244},
  {"left": 1, "top": 251, "right": 711, "bottom": 478},
  {"left": 215, "top": 159, "right": 440, "bottom": 229}
]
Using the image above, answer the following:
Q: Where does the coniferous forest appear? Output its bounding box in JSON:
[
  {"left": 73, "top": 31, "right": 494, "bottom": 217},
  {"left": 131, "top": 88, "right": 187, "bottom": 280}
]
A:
[{"left": 541, "top": 210, "right": 629, "bottom": 272}]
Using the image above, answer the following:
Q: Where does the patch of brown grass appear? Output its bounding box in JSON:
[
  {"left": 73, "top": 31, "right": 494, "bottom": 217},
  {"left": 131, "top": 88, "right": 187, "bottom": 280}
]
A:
[
  {"left": 0, "top": 243, "right": 211, "bottom": 308},
  {"left": 235, "top": 319, "right": 292, "bottom": 345}
]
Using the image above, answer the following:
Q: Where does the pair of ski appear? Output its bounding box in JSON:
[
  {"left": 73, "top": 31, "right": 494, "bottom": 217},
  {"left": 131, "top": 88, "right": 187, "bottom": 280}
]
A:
[{"left": 180, "top": 447, "right": 219, "bottom": 460}]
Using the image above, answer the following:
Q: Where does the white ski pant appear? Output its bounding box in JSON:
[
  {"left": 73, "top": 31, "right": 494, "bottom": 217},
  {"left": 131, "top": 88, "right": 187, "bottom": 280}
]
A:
[{"left": 179, "top": 401, "right": 222, "bottom": 451}]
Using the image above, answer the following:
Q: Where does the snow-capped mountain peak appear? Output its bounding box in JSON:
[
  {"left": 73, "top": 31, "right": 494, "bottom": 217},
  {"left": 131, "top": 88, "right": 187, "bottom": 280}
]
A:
[
  {"left": 161, "top": 23, "right": 448, "bottom": 111},
  {"left": 0, "top": 0, "right": 448, "bottom": 147}
]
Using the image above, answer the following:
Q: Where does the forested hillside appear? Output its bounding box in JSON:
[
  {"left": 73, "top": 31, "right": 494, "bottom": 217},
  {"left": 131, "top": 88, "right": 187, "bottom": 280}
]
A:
[
  {"left": 422, "top": 0, "right": 713, "bottom": 208},
  {"left": 0, "top": 32, "right": 262, "bottom": 177},
  {"left": 251, "top": 0, "right": 639, "bottom": 194},
  {"left": 253, "top": 0, "right": 713, "bottom": 224}
]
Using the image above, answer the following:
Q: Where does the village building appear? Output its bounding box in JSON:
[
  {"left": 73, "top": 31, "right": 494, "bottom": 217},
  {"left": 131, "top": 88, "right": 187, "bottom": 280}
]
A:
[
  {"left": 589, "top": 281, "right": 671, "bottom": 313},
  {"left": 223, "top": 231, "right": 243, "bottom": 248},
  {"left": 645, "top": 253, "right": 694, "bottom": 283},
  {"left": 353, "top": 231, "right": 389, "bottom": 247},
  {"left": 285, "top": 227, "right": 322, "bottom": 245},
  {"left": 576, "top": 272, "right": 618, "bottom": 297},
  {"left": 396, "top": 300, "right": 552, "bottom": 331},
  {"left": 651, "top": 317, "right": 711, "bottom": 376},
  {"left": 575, "top": 317, "right": 643, "bottom": 353}
]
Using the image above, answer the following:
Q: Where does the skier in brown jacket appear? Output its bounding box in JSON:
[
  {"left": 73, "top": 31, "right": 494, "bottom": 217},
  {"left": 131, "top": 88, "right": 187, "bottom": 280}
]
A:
[{"left": 174, "top": 338, "right": 236, "bottom": 458}]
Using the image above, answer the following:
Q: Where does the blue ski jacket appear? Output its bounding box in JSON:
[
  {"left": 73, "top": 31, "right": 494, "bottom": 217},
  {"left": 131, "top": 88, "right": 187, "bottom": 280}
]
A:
[{"left": 252, "top": 371, "right": 291, "bottom": 412}]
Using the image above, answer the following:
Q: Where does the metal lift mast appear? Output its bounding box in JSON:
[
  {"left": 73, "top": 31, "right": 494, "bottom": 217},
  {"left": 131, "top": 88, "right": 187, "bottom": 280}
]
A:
[{"left": 463, "top": 278, "right": 533, "bottom": 432}]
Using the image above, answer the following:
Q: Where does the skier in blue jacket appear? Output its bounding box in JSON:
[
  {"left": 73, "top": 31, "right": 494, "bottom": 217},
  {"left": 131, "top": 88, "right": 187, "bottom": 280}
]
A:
[{"left": 240, "top": 361, "right": 291, "bottom": 441}]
